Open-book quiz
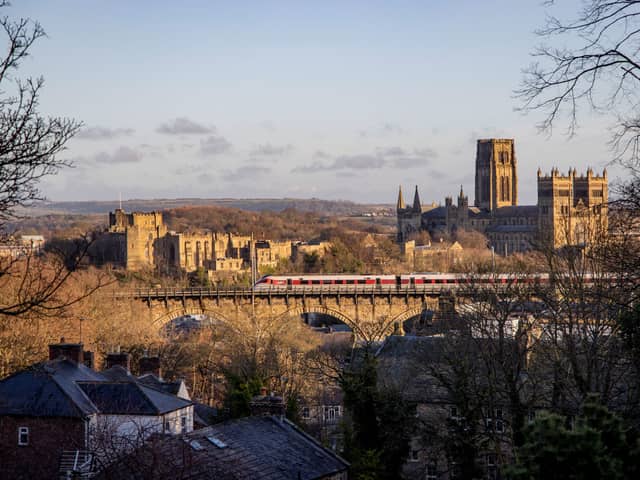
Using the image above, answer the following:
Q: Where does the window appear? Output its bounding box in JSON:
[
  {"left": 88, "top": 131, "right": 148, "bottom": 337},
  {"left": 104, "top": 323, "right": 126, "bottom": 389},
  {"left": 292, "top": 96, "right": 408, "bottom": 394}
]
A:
[
  {"left": 449, "top": 406, "right": 458, "bottom": 419},
  {"left": 181, "top": 415, "right": 187, "bottom": 431},
  {"left": 486, "top": 409, "right": 504, "bottom": 433},
  {"left": 18, "top": 427, "right": 29, "bottom": 446},
  {"left": 324, "top": 406, "right": 341, "bottom": 422},
  {"left": 302, "top": 407, "right": 310, "bottom": 419},
  {"left": 495, "top": 409, "right": 504, "bottom": 433},
  {"left": 486, "top": 454, "right": 498, "bottom": 480},
  {"left": 163, "top": 418, "right": 171, "bottom": 433},
  {"left": 527, "top": 410, "right": 537, "bottom": 424},
  {"left": 409, "top": 449, "right": 419, "bottom": 462},
  {"left": 426, "top": 462, "right": 438, "bottom": 480}
]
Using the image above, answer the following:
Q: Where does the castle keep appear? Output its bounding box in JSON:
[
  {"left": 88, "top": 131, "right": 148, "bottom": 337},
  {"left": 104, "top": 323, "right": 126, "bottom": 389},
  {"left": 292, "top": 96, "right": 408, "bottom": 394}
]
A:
[{"left": 397, "top": 139, "right": 608, "bottom": 253}]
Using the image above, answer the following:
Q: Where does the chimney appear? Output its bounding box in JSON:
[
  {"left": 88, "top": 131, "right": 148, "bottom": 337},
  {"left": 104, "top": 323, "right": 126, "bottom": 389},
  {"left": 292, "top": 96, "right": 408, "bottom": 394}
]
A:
[
  {"left": 83, "top": 351, "right": 95, "bottom": 370},
  {"left": 250, "top": 388, "right": 285, "bottom": 418},
  {"left": 105, "top": 351, "right": 131, "bottom": 372},
  {"left": 139, "top": 356, "right": 161, "bottom": 379},
  {"left": 48, "top": 338, "right": 83, "bottom": 364}
]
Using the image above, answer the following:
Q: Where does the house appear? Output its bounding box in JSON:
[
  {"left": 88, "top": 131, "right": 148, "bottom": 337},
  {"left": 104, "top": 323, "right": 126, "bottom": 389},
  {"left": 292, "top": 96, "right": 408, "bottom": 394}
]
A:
[
  {"left": 375, "top": 334, "right": 514, "bottom": 480},
  {"left": 0, "top": 341, "right": 194, "bottom": 479},
  {"left": 98, "top": 415, "right": 349, "bottom": 480}
]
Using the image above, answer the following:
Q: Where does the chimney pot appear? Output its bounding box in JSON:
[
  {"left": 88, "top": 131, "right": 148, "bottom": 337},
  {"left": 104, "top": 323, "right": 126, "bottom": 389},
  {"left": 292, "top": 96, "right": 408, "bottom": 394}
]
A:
[
  {"left": 48, "top": 342, "right": 83, "bottom": 363},
  {"left": 105, "top": 352, "right": 131, "bottom": 373},
  {"left": 139, "top": 356, "right": 161, "bottom": 379},
  {"left": 83, "top": 351, "right": 95, "bottom": 370}
]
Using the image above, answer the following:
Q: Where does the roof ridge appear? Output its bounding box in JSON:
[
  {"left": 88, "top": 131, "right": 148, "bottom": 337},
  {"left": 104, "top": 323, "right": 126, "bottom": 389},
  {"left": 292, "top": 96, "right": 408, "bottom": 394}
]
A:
[
  {"left": 137, "top": 382, "right": 192, "bottom": 413},
  {"left": 51, "top": 369, "right": 98, "bottom": 418}
]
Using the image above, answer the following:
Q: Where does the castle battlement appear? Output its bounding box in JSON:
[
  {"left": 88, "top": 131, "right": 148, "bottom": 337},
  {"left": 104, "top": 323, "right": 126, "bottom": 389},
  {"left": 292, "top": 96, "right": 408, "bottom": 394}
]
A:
[{"left": 537, "top": 167, "right": 607, "bottom": 181}]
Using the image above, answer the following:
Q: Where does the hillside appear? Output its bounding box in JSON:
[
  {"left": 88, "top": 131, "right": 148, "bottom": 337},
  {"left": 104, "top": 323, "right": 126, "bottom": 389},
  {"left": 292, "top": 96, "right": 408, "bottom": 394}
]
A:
[
  {"left": 6, "top": 204, "right": 396, "bottom": 241},
  {"left": 25, "top": 198, "right": 394, "bottom": 216}
]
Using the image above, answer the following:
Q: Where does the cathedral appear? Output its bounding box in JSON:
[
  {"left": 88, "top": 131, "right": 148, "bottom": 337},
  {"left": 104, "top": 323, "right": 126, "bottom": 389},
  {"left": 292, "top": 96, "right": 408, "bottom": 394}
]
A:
[{"left": 397, "top": 139, "right": 608, "bottom": 254}]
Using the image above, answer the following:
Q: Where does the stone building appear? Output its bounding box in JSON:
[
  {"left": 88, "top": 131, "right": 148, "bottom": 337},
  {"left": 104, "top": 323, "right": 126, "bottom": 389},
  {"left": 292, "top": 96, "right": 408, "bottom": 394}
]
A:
[
  {"left": 102, "top": 210, "right": 299, "bottom": 275},
  {"left": 401, "top": 240, "right": 463, "bottom": 271},
  {"left": 397, "top": 139, "right": 608, "bottom": 254},
  {"left": 108, "top": 209, "right": 167, "bottom": 269}
]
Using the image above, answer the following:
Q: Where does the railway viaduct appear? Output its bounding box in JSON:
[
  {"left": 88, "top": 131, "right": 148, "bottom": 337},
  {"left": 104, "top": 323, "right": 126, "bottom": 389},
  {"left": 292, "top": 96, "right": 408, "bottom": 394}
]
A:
[{"left": 116, "top": 286, "right": 460, "bottom": 340}]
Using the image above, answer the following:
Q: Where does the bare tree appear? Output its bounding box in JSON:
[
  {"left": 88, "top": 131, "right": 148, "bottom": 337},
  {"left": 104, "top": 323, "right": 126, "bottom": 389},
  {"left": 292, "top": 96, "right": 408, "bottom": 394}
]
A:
[
  {"left": 518, "top": 0, "right": 640, "bottom": 166},
  {"left": 0, "top": 3, "right": 81, "bottom": 221},
  {"left": 0, "top": 4, "right": 112, "bottom": 320}
]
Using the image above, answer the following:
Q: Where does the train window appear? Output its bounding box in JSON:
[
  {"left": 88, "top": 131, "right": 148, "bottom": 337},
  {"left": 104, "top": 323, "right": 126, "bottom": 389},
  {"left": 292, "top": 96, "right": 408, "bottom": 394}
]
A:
[
  {"left": 312, "top": 280, "right": 321, "bottom": 285},
  {"left": 376, "top": 278, "right": 381, "bottom": 285},
  {"left": 347, "top": 280, "right": 355, "bottom": 285}
]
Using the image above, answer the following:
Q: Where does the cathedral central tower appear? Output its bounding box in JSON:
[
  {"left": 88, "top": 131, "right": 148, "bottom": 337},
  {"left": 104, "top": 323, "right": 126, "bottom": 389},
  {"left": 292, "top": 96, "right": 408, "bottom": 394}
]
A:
[{"left": 475, "top": 138, "right": 518, "bottom": 211}]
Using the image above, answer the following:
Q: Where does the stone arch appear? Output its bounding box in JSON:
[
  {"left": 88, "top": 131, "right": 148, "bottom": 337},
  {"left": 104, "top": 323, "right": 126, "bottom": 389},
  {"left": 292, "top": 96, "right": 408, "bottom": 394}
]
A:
[
  {"left": 279, "top": 305, "right": 355, "bottom": 331},
  {"left": 152, "top": 306, "right": 235, "bottom": 329},
  {"left": 389, "top": 306, "right": 433, "bottom": 332}
]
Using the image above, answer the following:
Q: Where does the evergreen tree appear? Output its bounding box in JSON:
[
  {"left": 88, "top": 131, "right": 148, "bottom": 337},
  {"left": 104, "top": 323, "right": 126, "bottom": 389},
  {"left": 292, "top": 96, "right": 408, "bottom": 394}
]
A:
[{"left": 508, "top": 398, "right": 640, "bottom": 480}]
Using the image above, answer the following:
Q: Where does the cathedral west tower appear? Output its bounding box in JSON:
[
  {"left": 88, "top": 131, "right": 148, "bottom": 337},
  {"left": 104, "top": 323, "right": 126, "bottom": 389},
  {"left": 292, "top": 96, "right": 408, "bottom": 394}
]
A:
[{"left": 475, "top": 138, "right": 518, "bottom": 212}]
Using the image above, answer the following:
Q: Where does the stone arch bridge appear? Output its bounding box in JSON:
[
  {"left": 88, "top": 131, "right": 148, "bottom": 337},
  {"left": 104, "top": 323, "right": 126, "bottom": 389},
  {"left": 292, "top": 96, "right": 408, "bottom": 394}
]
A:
[{"left": 115, "top": 286, "right": 461, "bottom": 339}]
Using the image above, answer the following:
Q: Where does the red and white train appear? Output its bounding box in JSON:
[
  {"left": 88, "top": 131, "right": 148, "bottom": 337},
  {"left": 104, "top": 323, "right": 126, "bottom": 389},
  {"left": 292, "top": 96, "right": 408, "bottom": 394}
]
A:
[{"left": 253, "top": 273, "right": 563, "bottom": 289}]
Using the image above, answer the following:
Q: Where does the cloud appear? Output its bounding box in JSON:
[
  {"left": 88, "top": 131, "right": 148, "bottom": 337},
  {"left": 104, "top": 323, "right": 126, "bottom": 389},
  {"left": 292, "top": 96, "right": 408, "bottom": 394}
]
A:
[
  {"left": 413, "top": 147, "right": 438, "bottom": 158},
  {"left": 76, "top": 126, "right": 135, "bottom": 140},
  {"left": 259, "top": 120, "right": 276, "bottom": 132},
  {"left": 376, "top": 146, "right": 407, "bottom": 157},
  {"left": 250, "top": 143, "right": 293, "bottom": 156},
  {"left": 429, "top": 169, "right": 448, "bottom": 180},
  {"left": 359, "top": 122, "right": 405, "bottom": 138},
  {"left": 156, "top": 117, "right": 212, "bottom": 135},
  {"left": 222, "top": 164, "right": 271, "bottom": 181},
  {"left": 392, "top": 156, "right": 431, "bottom": 168},
  {"left": 293, "top": 154, "right": 384, "bottom": 173},
  {"left": 93, "top": 146, "right": 142, "bottom": 164},
  {"left": 293, "top": 147, "right": 436, "bottom": 173},
  {"left": 200, "top": 135, "right": 232, "bottom": 155},
  {"left": 197, "top": 173, "right": 215, "bottom": 184}
]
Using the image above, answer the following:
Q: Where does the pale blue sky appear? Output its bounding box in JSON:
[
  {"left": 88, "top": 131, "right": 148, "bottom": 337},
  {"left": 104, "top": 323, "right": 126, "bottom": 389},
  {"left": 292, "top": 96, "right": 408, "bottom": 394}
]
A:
[{"left": 10, "top": 1, "right": 618, "bottom": 204}]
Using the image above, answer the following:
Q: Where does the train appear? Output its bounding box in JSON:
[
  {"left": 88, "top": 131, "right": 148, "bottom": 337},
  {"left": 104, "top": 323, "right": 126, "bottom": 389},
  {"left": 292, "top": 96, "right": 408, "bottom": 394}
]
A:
[{"left": 253, "top": 273, "right": 561, "bottom": 289}]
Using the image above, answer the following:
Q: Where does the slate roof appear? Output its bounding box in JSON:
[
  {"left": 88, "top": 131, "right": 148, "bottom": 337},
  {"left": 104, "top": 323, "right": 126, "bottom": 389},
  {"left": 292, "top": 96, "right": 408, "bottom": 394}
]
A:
[
  {"left": 0, "top": 359, "right": 106, "bottom": 417},
  {"left": 375, "top": 335, "right": 452, "bottom": 404},
  {"left": 99, "top": 416, "right": 349, "bottom": 480},
  {"left": 193, "top": 402, "right": 218, "bottom": 427},
  {"left": 491, "top": 205, "right": 538, "bottom": 217},
  {"left": 0, "top": 358, "right": 191, "bottom": 418},
  {"left": 78, "top": 382, "right": 191, "bottom": 415},
  {"left": 421, "top": 206, "right": 447, "bottom": 219},
  {"left": 421, "top": 204, "right": 538, "bottom": 221},
  {"left": 137, "top": 373, "right": 185, "bottom": 397}
]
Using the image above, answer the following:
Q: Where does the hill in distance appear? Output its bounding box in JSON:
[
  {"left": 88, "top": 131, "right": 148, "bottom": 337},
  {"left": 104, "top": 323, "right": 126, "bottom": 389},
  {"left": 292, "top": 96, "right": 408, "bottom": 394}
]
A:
[{"left": 26, "top": 198, "right": 394, "bottom": 217}]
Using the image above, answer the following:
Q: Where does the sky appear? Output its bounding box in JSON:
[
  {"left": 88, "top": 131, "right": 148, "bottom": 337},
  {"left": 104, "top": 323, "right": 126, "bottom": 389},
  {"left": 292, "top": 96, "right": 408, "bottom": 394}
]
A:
[{"left": 9, "top": 0, "right": 621, "bottom": 205}]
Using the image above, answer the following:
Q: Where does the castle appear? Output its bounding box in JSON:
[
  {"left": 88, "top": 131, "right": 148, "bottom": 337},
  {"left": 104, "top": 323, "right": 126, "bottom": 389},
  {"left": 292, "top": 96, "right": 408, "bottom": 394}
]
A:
[
  {"left": 397, "top": 139, "right": 608, "bottom": 253},
  {"left": 103, "top": 208, "right": 325, "bottom": 275}
]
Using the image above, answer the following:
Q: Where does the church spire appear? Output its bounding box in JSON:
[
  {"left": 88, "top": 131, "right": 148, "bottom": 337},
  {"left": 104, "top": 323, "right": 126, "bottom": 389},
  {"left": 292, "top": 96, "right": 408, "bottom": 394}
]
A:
[
  {"left": 459, "top": 185, "right": 464, "bottom": 198},
  {"left": 412, "top": 185, "right": 421, "bottom": 211},
  {"left": 396, "top": 185, "right": 406, "bottom": 210}
]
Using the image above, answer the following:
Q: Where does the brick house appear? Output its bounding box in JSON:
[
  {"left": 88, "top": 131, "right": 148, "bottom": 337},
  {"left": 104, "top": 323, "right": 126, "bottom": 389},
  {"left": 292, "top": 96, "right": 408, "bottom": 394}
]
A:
[{"left": 0, "top": 342, "right": 193, "bottom": 479}]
